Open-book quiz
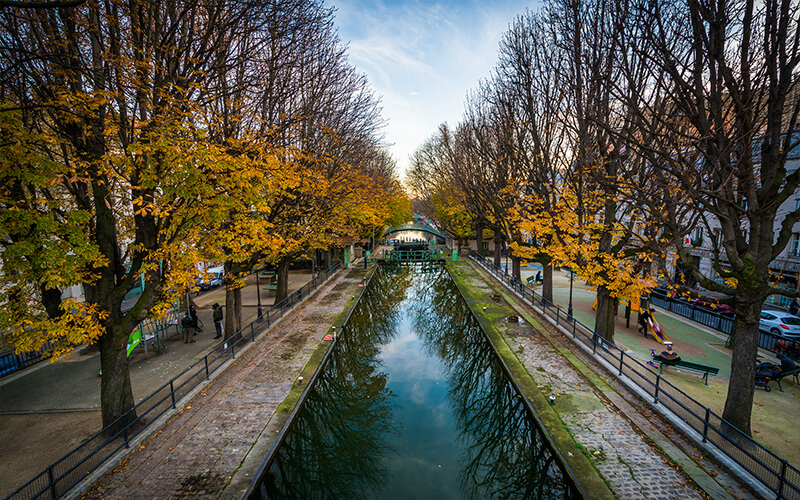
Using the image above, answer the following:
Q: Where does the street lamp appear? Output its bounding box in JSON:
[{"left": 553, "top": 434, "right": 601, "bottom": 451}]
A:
[
  {"left": 567, "top": 267, "right": 574, "bottom": 320},
  {"left": 255, "top": 269, "right": 263, "bottom": 321}
]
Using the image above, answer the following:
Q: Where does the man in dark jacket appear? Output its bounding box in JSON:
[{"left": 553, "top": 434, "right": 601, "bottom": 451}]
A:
[
  {"left": 181, "top": 311, "right": 196, "bottom": 343},
  {"left": 213, "top": 303, "right": 223, "bottom": 339},
  {"left": 190, "top": 305, "right": 202, "bottom": 333}
]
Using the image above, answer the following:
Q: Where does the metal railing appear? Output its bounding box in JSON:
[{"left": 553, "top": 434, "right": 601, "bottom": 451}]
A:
[
  {"left": 649, "top": 289, "right": 736, "bottom": 335},
  {"left": 469, "top": 251, "right": 799, "bottom": 500},
  {"left": 649, "top": 289, "right": 800, "bottom": 361},
  {"left": 0, "top": 342, "right": 55, "bottom": 378},
  {"left": 5, "top": 263, "right": 341, "bottom": 500}
]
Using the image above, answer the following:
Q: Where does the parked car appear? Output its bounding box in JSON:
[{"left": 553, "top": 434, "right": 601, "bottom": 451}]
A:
[
  {"left": 759, "top": 310, "right": 800, "bottom": 338},
  {"left": 197, "top": 266, "right": 224, "bottom": 291}
]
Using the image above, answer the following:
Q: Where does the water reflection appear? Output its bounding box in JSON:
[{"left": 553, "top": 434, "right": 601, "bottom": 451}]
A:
[
  {"left": 257, "top": 266, "right": 578, "bottom": 499},
  {"left": 413, "top": 268, "right": 575, "bottom": 499}
]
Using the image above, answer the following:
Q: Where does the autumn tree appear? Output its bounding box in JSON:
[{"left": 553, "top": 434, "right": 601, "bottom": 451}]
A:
[
  {"left": 406, "top": 132, "right": 475, "bottom": 250},
  {"left": 0, "top": 0, "right": 264, "bottom": 430},
  {"left": 494, "top": 10, "right": 572, "bottom": 301}
]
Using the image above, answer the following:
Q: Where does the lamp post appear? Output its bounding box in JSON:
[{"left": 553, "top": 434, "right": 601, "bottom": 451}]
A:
[
  {"left": 567, "top": 267, "right": 574, "bottom": 320},
  {"left": 255, "top": 269, "right": 263, "bottom": 321}
]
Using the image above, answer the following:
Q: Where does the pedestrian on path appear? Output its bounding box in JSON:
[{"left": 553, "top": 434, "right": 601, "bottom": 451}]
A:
[
  {"left": 181, "top": 311, "right": 196, "bottom": 343},
  {"left": 638, "top": 308, "right": 652, "bottom": 338},
  {"left": 213, "top": 303, "right": 223, "bottom": 339},
  {"left": 190, "top": 305, "right": 203, "bottom": 333}
]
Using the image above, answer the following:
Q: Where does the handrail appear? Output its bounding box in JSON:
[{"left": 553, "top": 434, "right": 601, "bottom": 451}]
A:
[
  {"left": 5, "top": 263, "right": 341, "bottom": 500},
  {"left": 468, "top": 251, "right": 798, "bottom": 500}
]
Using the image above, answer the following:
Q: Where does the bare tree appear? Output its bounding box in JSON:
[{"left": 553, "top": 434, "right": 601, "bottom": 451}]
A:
[{"left": 627, "top": 0, "right": 800, "bottom": 435}]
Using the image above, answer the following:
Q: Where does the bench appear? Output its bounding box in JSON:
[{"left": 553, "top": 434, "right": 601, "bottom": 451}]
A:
[
  {"left": 264, "top": 281, "right": 293, "bottom": 292},
  {"left": 526, "top": 275, "right": 542, "bottom": 286},
  {"left": 653, "top": 355, "right": 719, "bottom": 385},
  {"left": 773, "top": 367, "right": 800, "bottom": 392}
]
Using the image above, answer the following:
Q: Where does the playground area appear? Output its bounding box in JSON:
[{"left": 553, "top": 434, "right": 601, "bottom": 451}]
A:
[{"left": 520, "top": 265, "right": 800, "bottom": 465}]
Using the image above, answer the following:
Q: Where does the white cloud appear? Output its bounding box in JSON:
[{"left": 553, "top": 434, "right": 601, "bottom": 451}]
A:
[{"left": 330, "top": 0, "right": 539, "bottom": 175}]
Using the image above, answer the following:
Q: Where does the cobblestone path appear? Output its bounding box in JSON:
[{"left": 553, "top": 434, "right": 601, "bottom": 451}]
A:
[
  {"left": 81, "top": 267, "right": 369, "bottom": 500},
  {"left": 464, "top": 260, "right": 753, "bottom": 500}
]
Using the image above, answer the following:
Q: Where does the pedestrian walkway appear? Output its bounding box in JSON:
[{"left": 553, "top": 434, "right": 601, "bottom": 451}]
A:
[
  {"left": 0, "top": 270, "right": 318, "bottom": 498},
  {"left": 76, "top": 265, "right": 369, "bottom": 499},
  {"left": 457, "top": 259, "right": 754, "bottom": 499}
]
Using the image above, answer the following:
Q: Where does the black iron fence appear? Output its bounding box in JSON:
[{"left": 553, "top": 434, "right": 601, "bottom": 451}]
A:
[
  {"left": 649, "top": 289, "right": 800, "bottom": 361},
  {"left": 469, "top": 251, "right": 799, "bottom": 500},
  {"left": 649, "top": 289, "right": 736, "bottom": 334},
  {"left": 5, "top": 263, "right": 341, "bottom": 500},
  {"left": 0, "top": 342, "right": 55, "bottom": 378}
]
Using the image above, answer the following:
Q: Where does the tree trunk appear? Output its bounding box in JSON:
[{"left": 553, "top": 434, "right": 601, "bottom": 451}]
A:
[
  {"left": 223, "top": 286, "right": 242, "bottom": 341},
  {"left": 493, "top": 233, "right": 502, "bottom": 268},
  {"left": 98, "top": 328, "right": 136, "bottom": 434},
  {"left": 223, "top": 261, "right": 243, "bottom": 340},
  {"left": 722, "top": 307, "right": 760, "bottom": 437},
  {"left": 594, "top": 285, "right": 615, "bottom": 342},
  {"left": 275, "top": 257, "right": 291, "bottom": 303},
  {"left": 512, "top": 256, "right": 521, "bottom": 281},
  {"left": 542, "top": 265, "right": 553, "bottom": 303}
]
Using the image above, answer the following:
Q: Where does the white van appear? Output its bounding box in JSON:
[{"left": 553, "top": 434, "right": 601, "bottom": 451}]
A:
[{"left": 198, "top": 266, "right": 224, "bottom": 290}]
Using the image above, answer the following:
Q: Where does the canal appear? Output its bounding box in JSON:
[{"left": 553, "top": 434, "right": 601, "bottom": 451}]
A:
[{"left": 251, "top": 265, "right": 580, "bottom": 499}]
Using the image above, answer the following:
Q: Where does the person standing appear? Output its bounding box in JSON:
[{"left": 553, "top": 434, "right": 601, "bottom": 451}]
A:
[
  {"left": 190, "top": 305, "right": 202, "bottom": 333},
  {"left": 213, "top": 303, "right": 223, "bottom": 339},
  {"left": 790, "top": 298, "right": 799, "bottom": 316},
  {"left": 181, "top": 311, "right": 196, "bottom": 343}
]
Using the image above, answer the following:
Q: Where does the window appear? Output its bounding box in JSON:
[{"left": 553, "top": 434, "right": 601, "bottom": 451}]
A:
[
  {"left": 795, "top": 197, "right": 800, "bottom": 211},
  {"left": 792, "top": 234, "right": 800, "bottom": 257}
]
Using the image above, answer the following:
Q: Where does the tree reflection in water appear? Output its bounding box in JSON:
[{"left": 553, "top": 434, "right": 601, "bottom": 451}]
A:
[
  {"left": 411, "top": 268, "right": 578, "bottom": 499},
  {"left": 261, "top": 268, "right": 412, "bottom": 500},
  {"left": 258, "top": 266, "right": 577, "bottom": 499}
]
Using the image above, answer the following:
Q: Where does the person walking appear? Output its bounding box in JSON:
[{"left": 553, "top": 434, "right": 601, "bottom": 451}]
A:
[
  {"left": 213, "top": 303, "right": 223, "bottom": 339},
  {"left": 638, "top": 308, "right": 652, "bottom": 338},
  {"left": 190, "top": 305, "right": 203, "bottom": 333},
  {"left": 181, "top": 311, "right": 196, "bottom": 343}
]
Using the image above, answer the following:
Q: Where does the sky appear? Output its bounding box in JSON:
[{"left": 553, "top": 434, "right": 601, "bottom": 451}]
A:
[{"left": 328, "top": 0, "right": 538, "bottom": 178}]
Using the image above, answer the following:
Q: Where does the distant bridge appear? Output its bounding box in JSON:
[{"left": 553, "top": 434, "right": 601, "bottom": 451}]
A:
[{"left": 384, "top": 221, "right": 445, "bottom": 241}]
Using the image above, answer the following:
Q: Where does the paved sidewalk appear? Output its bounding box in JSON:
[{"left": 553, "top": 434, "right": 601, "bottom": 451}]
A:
[
  {"left": 459, "top": 260, "right": 755, "bottom": 500},
  {"left": 76, "top": 265, "right": 370, "bottom": 500}
]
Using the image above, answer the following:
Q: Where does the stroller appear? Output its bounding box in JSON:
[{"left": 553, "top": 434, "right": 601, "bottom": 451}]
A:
[{"left": 755, "top": 361, "right": 778, "bottom": 392}]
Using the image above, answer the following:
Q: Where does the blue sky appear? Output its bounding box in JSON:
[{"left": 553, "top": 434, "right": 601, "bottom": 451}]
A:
[{"left": 329, "top": 0, "right": 538, "bottom": 177}]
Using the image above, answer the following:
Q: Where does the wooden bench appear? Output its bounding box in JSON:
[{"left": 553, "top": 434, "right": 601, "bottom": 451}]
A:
[{"left": 653, "top": 355, "right": 719, "bottom": 385}]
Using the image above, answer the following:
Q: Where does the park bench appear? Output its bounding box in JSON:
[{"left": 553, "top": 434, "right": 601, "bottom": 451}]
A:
[
  {"left": 773, "top": 367, "right": 800, "bottom": 392},
  {"left": 652, "top": 355, "right": 719, "bottom": 385},
  {"left": 526, "top": 275, "right": 542, "bottom": 286},
  {"left": 264, "top": 281, "right": 293, "bottom": 293}
]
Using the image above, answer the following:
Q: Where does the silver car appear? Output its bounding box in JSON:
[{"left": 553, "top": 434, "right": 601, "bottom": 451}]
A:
[{"left": 759, "top": 311, "right": 800, "bottom": 338}]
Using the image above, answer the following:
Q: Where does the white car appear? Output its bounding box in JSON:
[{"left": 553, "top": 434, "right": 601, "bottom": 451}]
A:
[{"left": 759, "top": 310, "right": 800, "bottom": 338}]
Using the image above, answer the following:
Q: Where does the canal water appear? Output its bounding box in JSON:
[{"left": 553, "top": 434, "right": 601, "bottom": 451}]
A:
[{"left": 254, "top": 265, "right": 579, "bottom": 499}]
